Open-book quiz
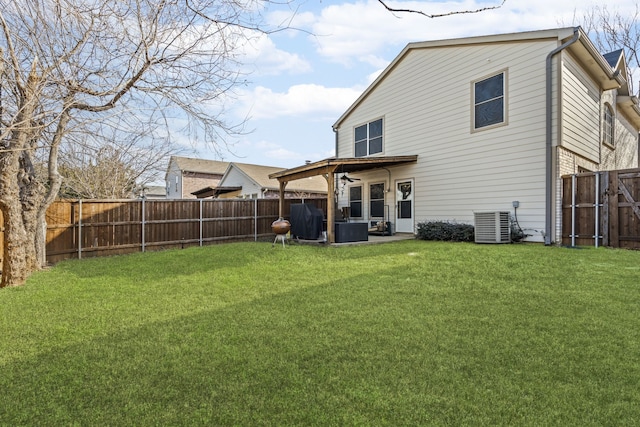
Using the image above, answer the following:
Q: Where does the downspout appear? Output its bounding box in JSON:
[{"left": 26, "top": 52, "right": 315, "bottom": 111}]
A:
[
  {"left": 333, "top": 126, "right": 339, "bottom": 158},
  {"left": 545, "top": 27, "right": 580, "bottom": 245}
]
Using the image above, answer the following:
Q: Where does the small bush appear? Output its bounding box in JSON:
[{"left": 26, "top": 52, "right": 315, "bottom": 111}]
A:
[{"left": 416, "top": 221, "right": 475, "bottom": 242}]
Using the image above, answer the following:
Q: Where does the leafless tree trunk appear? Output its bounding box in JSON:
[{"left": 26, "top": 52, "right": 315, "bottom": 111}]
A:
[
  {"left": 0, "top": 0, "right": 264, "bottom": 286},
  {"left": 0, "top": 56, "right": 43, "bottom": 285}
]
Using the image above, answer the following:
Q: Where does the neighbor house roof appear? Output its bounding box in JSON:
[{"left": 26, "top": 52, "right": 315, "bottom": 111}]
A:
[
  {"left": 224, "top": 162, "right": 328, "bottom": 194},
  {"left": 171, "top": 156, "right": 229, "bottom": 175},
  {"left": 333, "top": 27, "right": 625, "bottom": 129}
]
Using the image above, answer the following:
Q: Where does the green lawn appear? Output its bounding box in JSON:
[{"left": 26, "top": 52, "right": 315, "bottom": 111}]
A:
[{"left": 1, "top": 241, "right": 639, "bottom": 425}]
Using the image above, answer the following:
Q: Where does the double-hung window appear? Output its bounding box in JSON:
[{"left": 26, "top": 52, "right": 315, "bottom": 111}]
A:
[
  {"left": 355, "top": 118, "right": 383, "bottom": 157},
  {"left": 603, "top": 104, "right": 614, "bottom": 147},
  {"left": 349, "top": 185, "right": 363, "bottom": 218},
  {"left": 473, "top": 71, "right": 506, "bottom": 130},
  {"left": 369, "top": 183, "right": 385, "bottom": 218}
]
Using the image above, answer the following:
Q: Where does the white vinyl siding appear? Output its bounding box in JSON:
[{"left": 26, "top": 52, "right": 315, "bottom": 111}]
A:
[
  {"left": 336, "top": 39, "right": 557, "bottom": 242},
  {"left": 560, "top": 53, "right": 601, "bottom": 162},
  {"left": 166, "top": 159, "right": 182, "bottom": 199},
  {"left": 220, "top": 166, "right": 261, "bottom": 198}
]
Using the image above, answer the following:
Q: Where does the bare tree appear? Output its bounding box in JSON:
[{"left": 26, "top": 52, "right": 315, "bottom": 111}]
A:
[
  {"left": 577, "top": 4, "right": 640, "bottom": 95},
  {"left": 0, "top": 0, "right": 508, "bottom": 287},
  {"left": 0, "top": 0, "right": 263, "bottom": 286},
  {"left": 58, "top": 142, "right": 169, "bottom": 200},
  {"left": 57, "top": 122, "right": 184, "bottom": 199}
]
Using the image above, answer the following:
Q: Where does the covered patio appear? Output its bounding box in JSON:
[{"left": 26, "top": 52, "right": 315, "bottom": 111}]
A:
[{"left": 268, "top": 155, "right": 418, "bottom": 243}]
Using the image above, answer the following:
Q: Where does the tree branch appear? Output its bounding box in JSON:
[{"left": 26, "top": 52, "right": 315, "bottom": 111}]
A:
[{"left": 376, "top": 0, "right": 506, "bottom": 18}]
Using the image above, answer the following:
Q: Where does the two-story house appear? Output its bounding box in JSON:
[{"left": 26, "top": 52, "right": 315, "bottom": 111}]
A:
[
  {"left": 165, "top": 156, "right": 229, "bottom": 199},
  {"left": 270, "top": 27, "right": 640, "bottom": 244}
]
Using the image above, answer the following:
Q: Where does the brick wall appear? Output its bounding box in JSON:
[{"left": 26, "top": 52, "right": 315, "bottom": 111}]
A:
[{"left": 182, "top": 172, "right": 223, "bottom": 199}]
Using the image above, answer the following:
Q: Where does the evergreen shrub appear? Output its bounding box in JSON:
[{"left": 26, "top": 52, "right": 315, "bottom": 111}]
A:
[{"left": 416, "top": 221, "right": 475, "bottom": 242}]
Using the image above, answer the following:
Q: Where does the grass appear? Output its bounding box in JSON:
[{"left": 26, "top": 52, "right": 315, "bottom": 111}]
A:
[{"left": 1, "top": 240, "right": 639, "bottom": 425}]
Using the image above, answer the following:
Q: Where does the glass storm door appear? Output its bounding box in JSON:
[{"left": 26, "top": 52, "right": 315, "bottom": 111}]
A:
[{"left": 395, "top": 180, "right": 414, "bottom": 233}]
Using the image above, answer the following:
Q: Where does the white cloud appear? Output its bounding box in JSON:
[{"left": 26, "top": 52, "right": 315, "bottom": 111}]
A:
[
  {"left": 305, "top": 0, "right": 640, "bottom": 65},
  {"left": 235, "top": 84, "right": 363, "bottom": 120},
  {"left": 267, "top": 10, "right": 317, "bottom": 31},
  {"left": 229, "top": 139, "right": 335, "bottom": 167},
  {"left": 238, "top": 32, "right": 312, "bottom": 76}
]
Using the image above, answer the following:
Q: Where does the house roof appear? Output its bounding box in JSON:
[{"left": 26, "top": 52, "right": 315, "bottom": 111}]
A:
[
  {"left": 223, "top": 162, "right": 329, "bottom": 194},
  {"left": 170, "top": 156, "right": 229, "bottom": 175},
  {"left": 333, "top": 27, "right": 625, "bottom": 129},
  {"left": 603, "top": 49, "right": 624, "bottom": 68}
]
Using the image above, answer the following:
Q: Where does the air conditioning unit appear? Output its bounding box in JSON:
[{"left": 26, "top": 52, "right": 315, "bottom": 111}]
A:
[{"left": 474, "top": 211, "right": 510, "bottom": 244}]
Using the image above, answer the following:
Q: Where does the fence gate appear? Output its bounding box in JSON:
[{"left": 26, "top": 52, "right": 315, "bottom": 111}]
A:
[{"left": 562, "top": 168, "right": 640, "bottom": 249}]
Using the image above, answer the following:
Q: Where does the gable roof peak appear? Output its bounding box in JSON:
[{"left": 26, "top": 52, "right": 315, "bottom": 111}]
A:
[{"left": 603, "top": 48, "right": 624, "bottom": 69}]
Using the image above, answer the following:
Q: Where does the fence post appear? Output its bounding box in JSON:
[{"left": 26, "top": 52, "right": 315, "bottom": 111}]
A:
[
  {"left": 571, "top": 174, "right": 576, "bottom": 247},
  {"left": 141, "top": 199, "right": 146, "bottom": 252},
  {"left": 200, "top": 199, "right": 203, "bottom": 246},
  {"left": 78, "top": 200, "right": 83, "bottom": 260},
  {"left": 602, "top": 171, "right": 609, "bottom": 246},
  {"left": 594, "top": 173, "right": 600, "bottom": 248},
  {"left": 254, "top": 199, "right": 258, "bottom": 241}
]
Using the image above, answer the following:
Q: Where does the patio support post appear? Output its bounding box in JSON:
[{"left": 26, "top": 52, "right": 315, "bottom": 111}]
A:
[
  {"left": 327, "top": 172, "right": 335, "bottom": 243},
  {"left": 278, "top": 180, "right": 288, "bottom": 219}
]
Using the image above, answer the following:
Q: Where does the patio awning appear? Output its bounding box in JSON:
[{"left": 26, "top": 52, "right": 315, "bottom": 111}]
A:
[
  {"left": 268, "top": 155, "right": 418, "bottom": 243},
  {"left": 268, "top": 156, "right": 419, "bottom": 182}
]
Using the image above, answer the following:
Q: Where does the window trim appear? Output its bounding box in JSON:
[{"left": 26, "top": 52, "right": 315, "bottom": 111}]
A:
[
  {"left": 471, "top": 69, "right": 508, "bottom": 132},
  {"left": 354, "top": 117, "right": 384, "bottom": 157},
  {"left": 603, "top": 103, "right": 615, "bottom": 148}
]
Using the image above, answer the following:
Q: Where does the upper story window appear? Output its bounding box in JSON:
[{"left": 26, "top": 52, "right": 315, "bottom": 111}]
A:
[
  {"left": 603, "top": 104, "right": 614, "bottom": 147},
  {"left": 473, "top": 71, "right": 506, "bottom": 130},
  {"left": 355, "top": 118, "right": 383, "bottom": 157}
]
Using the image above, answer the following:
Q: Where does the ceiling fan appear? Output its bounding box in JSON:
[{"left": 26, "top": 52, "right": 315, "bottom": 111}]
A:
[{"left": 339, "top": 174, "right": 361, "bottom": 183}]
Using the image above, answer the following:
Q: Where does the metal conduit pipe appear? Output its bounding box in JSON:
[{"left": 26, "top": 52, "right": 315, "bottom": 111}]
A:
[{"left": 545, "top": 27, "right": 581, "bottom": 245}]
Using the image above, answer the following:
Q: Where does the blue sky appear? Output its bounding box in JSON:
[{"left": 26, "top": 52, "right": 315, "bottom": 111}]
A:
[{"left": 186, "top": 0, "right": 638, "bottom": 169}]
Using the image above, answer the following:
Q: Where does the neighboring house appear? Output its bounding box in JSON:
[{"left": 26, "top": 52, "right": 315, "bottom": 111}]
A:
[
  {"left": 270, "top": 27, "right": 640, "bottom": 244},
  {"left": 192, "top": 162, "right": 327, "bottom": 199},
  {"left": 165, "top": 156, "right": 229, "bottom": 199},
  {"left": 141, "top": 185, "right": 167, "bottom": 200}
]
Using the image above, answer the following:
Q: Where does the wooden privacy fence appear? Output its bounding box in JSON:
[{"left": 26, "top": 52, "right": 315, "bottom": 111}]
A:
[
  {"left": 562, "top": 168, "right": 640, "bottom": 249},
  {"left": 45, "top": 198, "right": 327, "bottom": 264}
]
